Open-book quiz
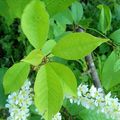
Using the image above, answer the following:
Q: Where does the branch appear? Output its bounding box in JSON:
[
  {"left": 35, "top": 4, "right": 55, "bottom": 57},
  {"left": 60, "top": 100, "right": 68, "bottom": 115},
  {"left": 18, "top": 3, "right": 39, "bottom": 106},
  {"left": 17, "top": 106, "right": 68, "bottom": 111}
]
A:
[{"left": 85, "top": 54, "right": 102, "bottom": 88}]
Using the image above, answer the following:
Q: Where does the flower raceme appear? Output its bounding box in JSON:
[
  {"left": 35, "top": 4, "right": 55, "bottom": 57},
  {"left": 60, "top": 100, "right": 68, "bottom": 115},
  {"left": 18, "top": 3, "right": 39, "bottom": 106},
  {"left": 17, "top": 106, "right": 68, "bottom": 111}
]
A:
[
  {"left": 68, "top": 84, "right": 120, "bottom": 120},
  {"left": 5, "top": 80, "right": 33, "bottom": 120}
]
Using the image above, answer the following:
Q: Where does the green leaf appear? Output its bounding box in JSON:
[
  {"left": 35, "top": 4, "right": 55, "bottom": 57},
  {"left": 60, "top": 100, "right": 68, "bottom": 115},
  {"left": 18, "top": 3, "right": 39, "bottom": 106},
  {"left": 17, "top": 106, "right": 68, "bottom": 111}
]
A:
[
  {"left": 28, "top": 115, "right": 42, "bottom": 120},
  {"left": 29, "top": 104, "right": 39, "bottom": 115},
  {"left": 3, "top": 62, "right": 30, "bottom": 94},
  {"left": 48, "top": 62, "right": 77, "bottom": 97},
  {"left": 0, "top": 68, "right": 7, "bottom": 108},
  {"left": 52, "top": 32, "right": 108, "bottom": 60},
  {"left": 114, "top": 59, "right": 120, "bottom": 72},
  {"left": 22, "top": 49, "right": 44, "bottom": 66},
  {"left": 29, "top": 105, "right": 42, "bottom": 119},
  {"left": 6, "top": 0, "right": 31, "bottom": 18},
  {"left": 63, "top": 99, "right": 81, "bottom": 116},
  {"left": 42, "top": 0, "right": 76, "bottom": 16},
  {"left": 109, "top": 28, "right": 120, "bottom": 44},
  {"left": 79, "top": 108, "right": 111, "bottom": 120},
  {"left": 54, "top": 9, "right": 73, "bottom": 25},
  {"left": 0, "top": 0, "right": 11, "bottom": 24},
  {"left": 42, "top": 40, "right": 56, "bottom": 56},
  {"left": 79, "top": 18, "right": 92, "bottom": 29},
  {"left": 101, "top": 51, "right": 120, "bottom": 90},
  {"left": 97, "top": 5, "right": 111, "bottom": 34},
  {"left": 34, "top": 62, "right": 63, "bottom": 120},
  {"left": 0, "top": 0, "right": 31, "bottom": 24},
  {"left": 71, "top": 1, "right": 83, "bottom": 24},
  {"left": 21, "top": 0, "right": 49, "bottom": 49},
  {"left": 53, "top": 22, "right": 66, "bottom": 37},
  {"left": 0, "top": 0, "right": 8, "bottom": 16},
  {"left": 114, "top": 3, "right": 120, "bottom": 20}
]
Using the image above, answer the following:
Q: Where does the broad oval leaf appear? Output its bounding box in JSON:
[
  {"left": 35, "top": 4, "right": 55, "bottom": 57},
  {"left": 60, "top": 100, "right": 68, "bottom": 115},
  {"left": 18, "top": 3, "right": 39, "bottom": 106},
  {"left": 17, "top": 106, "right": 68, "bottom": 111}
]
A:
[
  {"left": 34, "top": 62, "right": 63, "bottom": 120},
  {"left": 48, "top": 62, "right": 77, "bottom": 97},
  {"left": 97, "top": 5, "right": 111, "bottom": 34},
  {"left": 22, "top": 49, "right": 44, "bottom": 66},
  {"left": 52, "top": 32, "right": 108, "bottom": 60},
  {"left": 71, "top": 1, "right": 83, "bottom": 24},
  {"left": 21, "top": 0, "right": 49, "bottom": 49},
  {"left": 3, "top": 62, "right": 30, "bottom": 94},
  {"left": 42, "top": 0, "right": 76, "bottom": 16},
  {"left": 101, "top": 51, "right": 120, "bottom": 90}
]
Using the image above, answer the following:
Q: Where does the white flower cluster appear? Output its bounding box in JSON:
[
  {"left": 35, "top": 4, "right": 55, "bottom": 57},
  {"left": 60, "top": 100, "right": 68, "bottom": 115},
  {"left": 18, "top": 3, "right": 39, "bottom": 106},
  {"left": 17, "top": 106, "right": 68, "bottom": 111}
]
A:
[
  {"left": 6, "top": 80, "right": 33, "bottom": 120},
  {"left": 69, "top": 84, "right": 120, "bottom": 120},
  {"left": 52, "top": 112, "right": 62, "bottom": 120}
]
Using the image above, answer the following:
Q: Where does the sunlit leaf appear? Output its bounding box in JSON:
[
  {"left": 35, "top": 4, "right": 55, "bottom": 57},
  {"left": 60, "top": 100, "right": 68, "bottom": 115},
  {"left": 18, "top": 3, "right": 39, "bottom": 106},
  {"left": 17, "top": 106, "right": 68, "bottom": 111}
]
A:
[
  {"left": 22, "top": 49, "right": 44, "bottom": 66},
  {"left": 52, "top": 32, "right": 108, "bottom": 60},
  {"left": 21, "top": 0, "right": 49, "bottom": 48},
  {"left": 3, "top": 62, "right": 30, "bottom": 94},
  {"left": 34, "top": 62, "right": 63, "bottom": 120}
]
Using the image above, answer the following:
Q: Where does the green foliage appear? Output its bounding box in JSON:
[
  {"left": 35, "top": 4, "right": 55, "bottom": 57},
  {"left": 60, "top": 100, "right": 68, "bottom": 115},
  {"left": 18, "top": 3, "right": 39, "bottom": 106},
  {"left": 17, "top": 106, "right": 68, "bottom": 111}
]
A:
[
  {"left": 79, "top": 108, "right": 111, "bottom": 120},
  {"left": 114, "top": 59, "right": 120, "bottom": 72},
  {"left": 110, "top": 28, "right": 120, "bottom": 45},
  {"left": 53, "top": 9, "right": 73, "bottom": 25},
  {"left": 0, "top": 18, "right": 28, "bottom": 68},
  {"left": 52, "top": 32, "right": 108, "bottom": 60},
  {"left": 47, "top": 62, "right": 77, "bottom": 97},
  {"left": 22, "top": 49, "right": 44, "bottom": 66},
  {"left": 34, "top": 62, "right": 64, "bottom": 120},
  {"left": 97, "top": 5, "right": 112, "bottom": 34},
  {"left": 21, "top": 0, "right": 49, "bottom": 49},
  {"left": 6, "top": 0, "right": 31, "bottom": 18},
  {"left": 29, "top": 105, "right": 42, "bottom": 119},
  {"left": 34, "top": 62, "right": 77, "bottom": 120},
  {"left": 42, "top": 40, "right": 56, "bottom": 56},
  {"left": 0, "top": 68, "right": 7, "bottom": 108},
  {"left": 28, "top": 115, "right": 42, "bottom": 120},
  {"left": 102, "top": 51, "right": 120, "bottom": 90},
  {"left": 0, "top": 0, "right": 10, "bottom": 23},
  {"left": 71, "top": 1, "right": 83, "bottom": 24},
  {"left": 42, "top": 0, "right": 76, "bottom": 16},
  {"left": 114, "top": 3, "right": 120, "bottom": 20},
  {"left": 0, "top": 0, "right": 31, "bottom": 24},
  {"left": 3, "top": 62, "right": 30, "bottom": 94}
]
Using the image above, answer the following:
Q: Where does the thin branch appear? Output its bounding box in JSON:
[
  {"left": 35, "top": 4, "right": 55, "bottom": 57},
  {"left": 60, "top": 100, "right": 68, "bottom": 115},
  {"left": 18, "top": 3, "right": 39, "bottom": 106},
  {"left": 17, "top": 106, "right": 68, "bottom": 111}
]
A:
[{"left": 85, "top": 54, "right": 102, "bottom": 88}]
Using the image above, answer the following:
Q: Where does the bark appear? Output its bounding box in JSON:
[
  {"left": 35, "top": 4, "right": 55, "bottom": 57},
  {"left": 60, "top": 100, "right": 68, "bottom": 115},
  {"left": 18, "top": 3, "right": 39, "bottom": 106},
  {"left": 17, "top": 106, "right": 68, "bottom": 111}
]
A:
[{"left": 85, "top": 54, "right": 102, "bottom": 88}]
